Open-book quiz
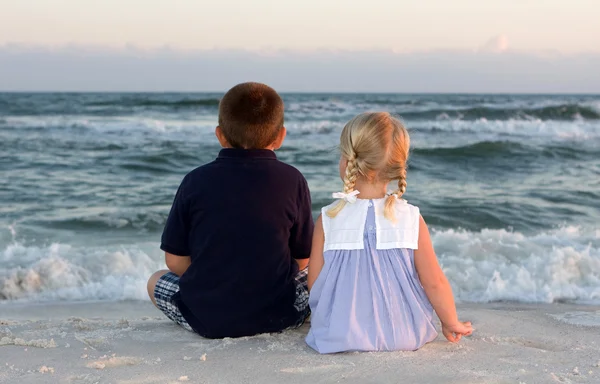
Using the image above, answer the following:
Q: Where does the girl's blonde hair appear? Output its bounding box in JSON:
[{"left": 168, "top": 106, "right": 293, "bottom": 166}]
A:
[{"left": 327, "top": 112, "right": 410, "bottom": 221}]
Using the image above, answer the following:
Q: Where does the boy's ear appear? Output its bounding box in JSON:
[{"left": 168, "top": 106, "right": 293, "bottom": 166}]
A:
[
  {"left": 272, "top": 127, "right": 287, "bottom": 150},
  {"left": 215, "top": 126, "right": 231, "bottom": 148}
]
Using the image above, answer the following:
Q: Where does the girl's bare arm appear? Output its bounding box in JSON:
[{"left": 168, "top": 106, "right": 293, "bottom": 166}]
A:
[{"left": 414, "top": 215, "right": 472, "bottom": 341}]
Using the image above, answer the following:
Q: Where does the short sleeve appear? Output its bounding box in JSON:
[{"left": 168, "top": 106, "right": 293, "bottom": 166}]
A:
[
  {"left": 289, "top": 176, "right": 314, "bottom": 259},
  {"left": 160, "top": 177, "right": 191, "bottom": 256}
]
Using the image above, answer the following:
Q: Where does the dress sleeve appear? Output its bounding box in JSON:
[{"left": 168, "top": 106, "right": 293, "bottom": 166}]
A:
[
  {"left": 289, "top": 176, "right": 314, "bottom": 259},
  {"left": 160, "top": 177, "right": 191, "bottom": 256}
]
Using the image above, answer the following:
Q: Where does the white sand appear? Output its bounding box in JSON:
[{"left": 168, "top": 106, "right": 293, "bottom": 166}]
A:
[{"left": 1, "top": 301, "right": 599, "bottom": 384}]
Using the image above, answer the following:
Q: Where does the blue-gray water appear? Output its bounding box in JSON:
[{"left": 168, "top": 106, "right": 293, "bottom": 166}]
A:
[{"left": 1, "top": 93, "right": 599, "bottom": 303}]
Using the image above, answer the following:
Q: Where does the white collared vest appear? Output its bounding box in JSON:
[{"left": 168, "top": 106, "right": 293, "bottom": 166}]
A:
[{"left": 321, "top": 198, "right": 420, "bottom": 252}]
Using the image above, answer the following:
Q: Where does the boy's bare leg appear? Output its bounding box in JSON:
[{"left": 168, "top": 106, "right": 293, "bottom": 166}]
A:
[{"left": 147, "top": 269, "right": 170, "bottom": 308}]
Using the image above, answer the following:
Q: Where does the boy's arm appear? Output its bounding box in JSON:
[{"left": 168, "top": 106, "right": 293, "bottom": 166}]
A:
[
  {"left": 161, "top": 176, "right": 192, "bottom": 276},
  {"left": 289, "top": 177, "right": 314, "bottom": 265},
  {"left": 295, "top": 258, "right": 309, "bottom": 270},
  {"left": 165, "top": 253, "right": 191, "bottom": 277},
  {"left": 307, "top": 215, "right": 324, "bottom": 291}
]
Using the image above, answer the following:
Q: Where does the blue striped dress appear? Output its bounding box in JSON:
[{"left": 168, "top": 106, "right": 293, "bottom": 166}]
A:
[{"left": 306, "top": 200, "right": 438, "bottom": 353}]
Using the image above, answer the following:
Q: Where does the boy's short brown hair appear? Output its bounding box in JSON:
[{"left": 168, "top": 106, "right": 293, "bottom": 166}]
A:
[{"left": 218, "top": 82, "right": 284, "bottom": 149}]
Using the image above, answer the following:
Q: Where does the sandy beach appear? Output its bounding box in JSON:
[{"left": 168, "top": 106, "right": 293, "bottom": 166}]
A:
[{"left": 0, "top": 301, "right": 598, "bottom": 384}]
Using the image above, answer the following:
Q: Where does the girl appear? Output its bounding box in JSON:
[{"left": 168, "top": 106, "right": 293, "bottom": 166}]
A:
[{"left": 306, "top": 112, "right": 472, "bottom": 353}]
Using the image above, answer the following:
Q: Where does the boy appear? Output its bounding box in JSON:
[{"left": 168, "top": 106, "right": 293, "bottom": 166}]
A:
[{"left": 147, "top": 82, "right": 313, "bottom": 338}]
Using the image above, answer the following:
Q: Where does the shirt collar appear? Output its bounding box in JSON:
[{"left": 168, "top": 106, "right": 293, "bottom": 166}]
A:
[{"left": 217, "top": 148, "right": 277, "bottom": 160}]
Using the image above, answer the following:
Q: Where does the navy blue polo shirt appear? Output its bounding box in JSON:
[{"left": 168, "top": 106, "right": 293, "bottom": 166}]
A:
[{"left": 160, "top": 148, "right": 313, "bottom": 338}]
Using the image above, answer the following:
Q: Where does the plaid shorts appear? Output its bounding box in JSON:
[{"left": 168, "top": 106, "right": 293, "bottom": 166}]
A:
[{"left": 154, "top": 267, "right": 310, "bottom": 332}]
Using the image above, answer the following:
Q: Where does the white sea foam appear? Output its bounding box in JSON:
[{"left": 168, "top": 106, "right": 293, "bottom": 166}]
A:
[
  {"left": 1, "top": 115, "right": 216, "bottom": 135},
  {"left": 0, "top": 241, "right": 162, "bottom": 302},
  {"left": 1, "top": 226, "right": 598, "bottom": 304},
  {"left": 434, "top": 225, "right": 600, "bottom": 304},
  {"left": 286, "top": 120, "right": 339, "bottom": 135}
]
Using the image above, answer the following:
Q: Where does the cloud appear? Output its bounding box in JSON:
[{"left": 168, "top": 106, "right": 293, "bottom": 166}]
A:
[
  {"left": 480, "top": 35, "right": 509, "bottom": 53},
  {"left": 1, "top": 45, "right": 599, "bottom": 93}
]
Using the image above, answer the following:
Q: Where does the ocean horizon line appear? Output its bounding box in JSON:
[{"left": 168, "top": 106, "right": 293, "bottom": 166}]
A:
[{"left": 1, "top": 90, "right": 600, "bottom": 96}]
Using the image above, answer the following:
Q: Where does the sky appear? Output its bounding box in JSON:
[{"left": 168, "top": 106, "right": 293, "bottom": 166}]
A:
[{"left": 1, "top": 0, "right": 600, "bottom": 92}]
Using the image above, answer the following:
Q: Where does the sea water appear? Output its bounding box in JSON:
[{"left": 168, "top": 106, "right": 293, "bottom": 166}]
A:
[{"left": 1, "top": 93, "right": 599, "bottom": 303}]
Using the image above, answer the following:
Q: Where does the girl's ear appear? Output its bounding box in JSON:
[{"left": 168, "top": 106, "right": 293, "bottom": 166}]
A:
[{"left": 215, "top": 126, "right": 232, "bottom": 148}]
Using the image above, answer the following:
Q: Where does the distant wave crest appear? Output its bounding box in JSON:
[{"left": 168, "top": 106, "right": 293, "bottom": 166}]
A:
[
  {"left": 412, "top": 140, "right": 599, "bottom": 162},
  {"left": 401, "top": 104, "right": 600, "bottom": 121}
]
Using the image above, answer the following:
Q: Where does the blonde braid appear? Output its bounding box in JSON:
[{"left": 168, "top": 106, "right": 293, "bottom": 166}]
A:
[
  {"left": 326, "top": 154, "right": 359, "bottom": 218},
  {"left": 384, "top": 167, "right": 407, "bottom": 222},
  {"left": 344, "top": 155, "right": 360, "bottom": 193},
  {"left": 395, "top": 166, "right": 408, "bottom": 197}
]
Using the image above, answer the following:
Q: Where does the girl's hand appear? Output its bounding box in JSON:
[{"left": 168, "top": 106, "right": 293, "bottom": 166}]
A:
[{"left": 442, "top": 321, "right": 473, "bottom": 343}]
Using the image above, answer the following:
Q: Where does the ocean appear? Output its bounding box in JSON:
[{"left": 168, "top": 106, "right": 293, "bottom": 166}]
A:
[{"left": 1, "top": 93, "right": 599, "bottom": 305}]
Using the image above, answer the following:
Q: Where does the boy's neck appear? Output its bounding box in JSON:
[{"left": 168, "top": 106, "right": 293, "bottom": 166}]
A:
[{"left": 221, "top": 145, "right": 275, "bottom": 151}]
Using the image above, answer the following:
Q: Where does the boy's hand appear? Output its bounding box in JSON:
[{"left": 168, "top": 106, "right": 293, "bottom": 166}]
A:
[{"left": 442, "top": 321, "right": 473, "bottom": 343}]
